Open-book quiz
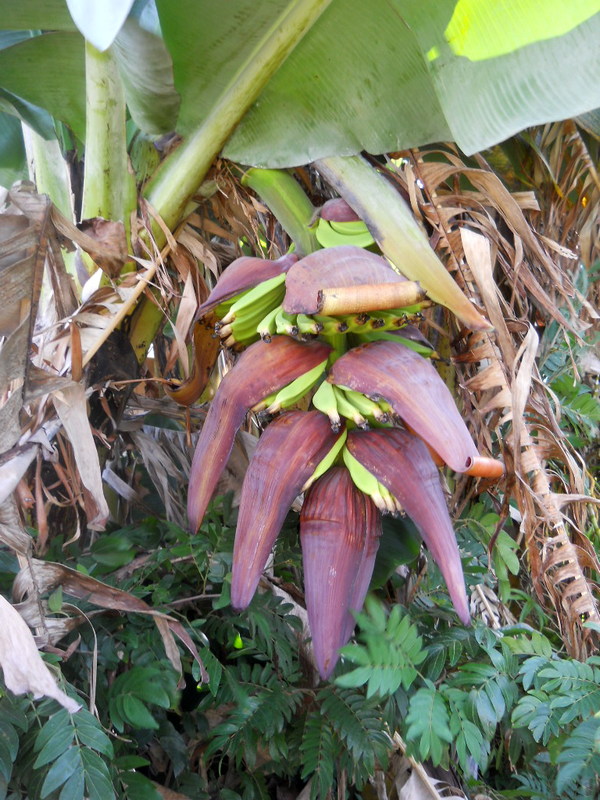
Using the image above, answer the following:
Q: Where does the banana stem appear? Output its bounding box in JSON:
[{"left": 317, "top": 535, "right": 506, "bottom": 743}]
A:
[
  {"left": 127, "top": 291, "right": 165, "bottom": 366},
  {"left": 241, "top": 168, "right": 318, "bottom": 255},
  {"left": 319, "top": 281, "right": 425, "bottom": 315},
  {"left": 143, "top": 0, "right": 333, "bottom": 245},
  {"left": 324, "top": 333, "right": 347, "bottom": 364},
  {"left": 465, "top": 456, "right": 505, "bottom": 479},
  {"left": 82, "top": 41, "right": 135, "bottom": 243},
  {"left": 314, "top": 154, "right": 492, "bottom": 331}
]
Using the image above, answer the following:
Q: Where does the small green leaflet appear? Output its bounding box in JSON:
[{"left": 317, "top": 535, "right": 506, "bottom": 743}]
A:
[{"left": 405, "top": 687, "right": 453, "bottom": 766}]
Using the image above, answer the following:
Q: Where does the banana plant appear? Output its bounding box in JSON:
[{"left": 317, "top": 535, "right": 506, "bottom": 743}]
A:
[{"left": 0, "top": 0, "right": 589, "bottom": 684}]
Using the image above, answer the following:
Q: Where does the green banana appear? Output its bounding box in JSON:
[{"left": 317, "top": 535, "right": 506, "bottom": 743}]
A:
[
  {"left": 218, "top": 308, "right": 264, "bottom": 346},
  {"left": 214, "top": 297, "right": 236, "bottom": 319},
  {"left": 342, "top": 313, "right": 372, "bottom": 335},
  {"left": 275, "top": 306, "right": 299, "bottom": 336},
  {"left": 221, "top": 273, "right": 286, "bottom": 324},
  {"left": 311, "top": 380, "right": 342, "bottom": 432},
  {"left": 338, "top": 386, "right": 390, "bottom": 423},
  {"left": 265, "top": 359, "right": 328, "bottom": 414},
  {"left": 296, "top": 313, "right": 323, "bottom": 335},
  {"left": 356, "top": 330, "right": 436, "bottom": 357},
  {"left": 257, "top": 305, "right": 282, "bottom": 341},
  {"left": 369, "top": 309, "right": 414, "bottom": 331},
  {"left": 332, "top": 385, "right": 368, "bottom": 429},
  {"left": 251, "top": 390, "right": 278, "bottom": 413},
  {"left": 315, "top": 218, "right": 375, "bottom": 249},
  {"left": 313, "top": 314, "right": 349, "bottom": 335},
  {"left": 301, "top": 427, "right": 347, "bottom": 491},
  {"left": 342, "top": 447, "right": 400, "bottom": 514}
]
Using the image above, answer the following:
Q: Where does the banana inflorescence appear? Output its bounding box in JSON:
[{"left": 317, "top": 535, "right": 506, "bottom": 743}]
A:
[{"left": 188, "top": 226, "right": 504, "bottom": 680}]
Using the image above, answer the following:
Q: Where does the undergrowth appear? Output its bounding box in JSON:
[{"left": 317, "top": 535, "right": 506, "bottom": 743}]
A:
[{"left": 1, "top": 484, "right": 600, "bottom": 799}]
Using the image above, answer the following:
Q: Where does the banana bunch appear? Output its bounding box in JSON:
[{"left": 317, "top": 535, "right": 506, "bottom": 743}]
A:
[
  {"left": 214, "top": 273, "right": 286, "bottom": 347},
  {"left": 188, "top": 235, "right": 503, "bottom": 681}
]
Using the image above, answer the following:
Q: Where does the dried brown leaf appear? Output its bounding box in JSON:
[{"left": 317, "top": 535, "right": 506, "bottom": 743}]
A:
[
  {"left": 53, "top": 383, "right": 109, "bottom": 529},
  {"left": 0, "top": 594, "right": 80, "bottom": 712}
]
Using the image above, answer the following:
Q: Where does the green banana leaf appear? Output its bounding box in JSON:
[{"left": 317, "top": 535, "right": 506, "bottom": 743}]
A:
[
  {"left": 0, "top": 112, "right": 27, "bottom": 187},
  {"left": 0, "top": 0, "right": 598, "bottom": 175},
  {"left": 222, "top": 0, "right": 600, "bottom": 164},
  {"left": 0, "top": 31, "right": 85, "bottom": 140},
  {"left": 65, "top": 0, "right": 136, "bottom": 52}
]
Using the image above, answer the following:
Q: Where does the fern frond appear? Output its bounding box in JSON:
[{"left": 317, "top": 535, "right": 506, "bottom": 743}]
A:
[
  {"left": 538, "top": 660, "right": 600, "bottom": 724},
  {"left": 336, "top": 599, "right": 426, "bottom": 698},
  {"left": 300, "top": 713, "right": 336, "bottom": 800},
  {"left": 556, "top": 716, "right": 600, "bottom": 795},
  {"left": 511, "top": 691, "right": 562, "bottom": 745},
  {"left": 405, "top": 686, "right": 453, "bottom": 766},
  {"left": 205, "top": 685, "right": 302, "bottom": 768},
  {"left": 444, "top": 687, "right": 491, "bottom": 773},
  {"left": 318, "top": 687, "right": 390, "bottom": 784}
]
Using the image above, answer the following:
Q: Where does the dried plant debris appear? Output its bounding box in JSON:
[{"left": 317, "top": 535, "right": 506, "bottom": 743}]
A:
[{"left": 386, "top": 135, "right": 599, "bottom": 655}]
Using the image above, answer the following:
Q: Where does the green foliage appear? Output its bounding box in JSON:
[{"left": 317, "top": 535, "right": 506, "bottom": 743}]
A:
[
  {"left": 405, "top": 686, "right": 453, "bottom": 765},
  {"left": 336, "top": 598, "right": 426, "bottom": 697},
  {"left": 108, "top": 666, "right": 176, "bottom": 732},
  {"left": 556, "top": 716, "right": 600, "bottom": 795},
  {"left": 2, "top": 487, "right": 600, "bottom": 798}
]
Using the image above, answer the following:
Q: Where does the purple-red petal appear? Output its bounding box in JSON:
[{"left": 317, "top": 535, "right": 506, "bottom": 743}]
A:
[
  {"left": 301, "top": 467, "right": 381, "bottom": 678},
  {"left": 196, "top": 252, "right": 297, "bottom": 317},
  {"left": 283, "top": 245, "right": 406, "bottom": 315},
  {"left": 329, "top": 340, "right": 478, "bottom": 473},
  {"left": 347, "top": 429, "right": 470, "bottom": 624},
  {"left": 231, "top": 411, "right": 342, "bottom": 610},
  {"left": 320, "top": 198, "right": 362, "bottom": 222},
  {"left": 187, "top": 337, "right": 331, "bottom": 532}
]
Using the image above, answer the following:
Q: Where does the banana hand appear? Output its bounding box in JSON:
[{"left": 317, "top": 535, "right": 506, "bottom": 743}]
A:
[
  {"left": 342, "top": 447, "right": 400, "bottom": 514},
  {"left": 301, "top": 428, "right": 347, "bottom": 492},
  {"left": 275, "top": 306, "right": 299, "bottom": 337},
  {"left": 257, "top": 305, "right": 281, "bottom": 341},
  {"left": 332, "top": 385, "right": 368, "bottom": 429}
]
